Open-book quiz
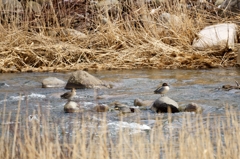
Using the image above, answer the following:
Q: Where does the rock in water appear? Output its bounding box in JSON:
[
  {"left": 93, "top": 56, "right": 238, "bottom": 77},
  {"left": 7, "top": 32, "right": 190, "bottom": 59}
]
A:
[
  {"left": 64, "top": 101, "right": 82, "bottom": 113},
  {"left": 184, "top": 103, "right": 203, "bottom": 114},
  {"left": 93, "top": 104, "right": 109, "bottom": 112},
  {"left": 134, "top": 98, "right": 153, "bottom": 107},
  {"left": 151, "top": 96, "right": 179, "bottom": 113},
  {"left": 65, "top": 70, "right": 110, "bottom": 89},
  {"left": 42, "top": 77, "right": 65, "bottom": 88}
]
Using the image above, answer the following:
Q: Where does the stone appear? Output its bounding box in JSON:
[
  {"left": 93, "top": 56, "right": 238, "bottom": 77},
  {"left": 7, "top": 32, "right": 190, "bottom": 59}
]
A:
[
  {"left": 65, "top": 70, "right": 110, "bottom": 89},
  {"left": 64, "top": 101, "right": 82, "bottom": 113},
  {"left": 192, "top": 23, "right": 238, "bottom": 51},
  {"left": 42, "top": 77, "right": 65, "bottom": 88},
  {"left": 151, "top": 96, "right": 179, "bottom": 113},
  {"left": 0, "top": 83, "right": 8, "bottom": 87},
  {"left": 93, "top": 104, "right": 109, "bottom": 112},
  {"left": 117, "top": 106, "right": 140, "bottom": 114},
  {"left": 184, "top": 103, "right": 203, "bottom": 114},
  {"left": 134, "top": 98, "right": 153, "bottom": 107}
]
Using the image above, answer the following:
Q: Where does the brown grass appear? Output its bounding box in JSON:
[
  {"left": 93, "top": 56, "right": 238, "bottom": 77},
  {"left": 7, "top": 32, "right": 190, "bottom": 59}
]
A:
[
  {"left": 0, "top": 0, "right": 239, "bottom": 73},
  {"left": 1, "top": 100, "right": 240, "bottom": 159}
]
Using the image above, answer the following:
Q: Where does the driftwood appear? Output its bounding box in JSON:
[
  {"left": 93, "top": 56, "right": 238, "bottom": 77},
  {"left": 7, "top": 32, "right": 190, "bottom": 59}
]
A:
[{"left": 222, "top": 81, "right": 240, "bottom": 90}]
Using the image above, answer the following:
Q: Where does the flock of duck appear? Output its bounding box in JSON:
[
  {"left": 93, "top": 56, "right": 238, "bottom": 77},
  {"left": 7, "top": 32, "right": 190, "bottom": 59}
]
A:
[
  {"left": 61, "top": 83, "right": 170, "bottom": 100},
  {"left": 60, "top": 83, "right": 203, "bottom": 114}
]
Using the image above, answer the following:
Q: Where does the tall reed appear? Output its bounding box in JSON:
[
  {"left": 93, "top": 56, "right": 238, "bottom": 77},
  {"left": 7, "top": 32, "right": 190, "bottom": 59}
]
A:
[{"left": 0, "top": 100, "right": 240, "bottom": 159}]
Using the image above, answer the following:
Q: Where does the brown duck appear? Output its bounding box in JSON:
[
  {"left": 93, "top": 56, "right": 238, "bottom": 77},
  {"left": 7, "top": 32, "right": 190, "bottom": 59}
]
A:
[{"left": 60, "top": 88, "right": 76, "bottom": 100}]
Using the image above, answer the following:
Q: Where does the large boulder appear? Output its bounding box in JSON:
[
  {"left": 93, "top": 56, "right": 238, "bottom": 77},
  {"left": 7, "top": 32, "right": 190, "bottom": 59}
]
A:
[
  {"left": 192, "top": 23, "right": 238, "bottom": 51},
  {"left": 151, "top": 96, "right": 179, "bottom": 113},
  {"left": 65, "top": 70, "right": 110, "bottom": 89},
  {"left": 42, "top": 77, "right": 65, "bottom": 88}
]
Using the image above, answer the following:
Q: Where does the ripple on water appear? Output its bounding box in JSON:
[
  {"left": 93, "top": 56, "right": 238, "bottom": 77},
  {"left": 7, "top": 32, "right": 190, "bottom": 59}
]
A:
[{"left": 0, "top": 69, "right": 240, "bottom": 141}]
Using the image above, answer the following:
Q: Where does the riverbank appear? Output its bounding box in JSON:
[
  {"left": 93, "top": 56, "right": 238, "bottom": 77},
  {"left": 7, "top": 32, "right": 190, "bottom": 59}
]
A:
[{"left": 0, "top": 0, "right": 239, "bottom": 73}]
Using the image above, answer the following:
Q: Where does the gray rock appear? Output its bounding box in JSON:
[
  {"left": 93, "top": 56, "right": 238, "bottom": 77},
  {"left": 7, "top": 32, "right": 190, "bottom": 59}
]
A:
[
  {"left": 93, "top": 104, "right": 109, "bottom": 112},
  {"left": 113, "top": 102, "right": 140, "bottom": 114},
  {"left": 117, "top": 106, "right": 140, "bottom": 114},
  {"left": 134, "top": 98, "right": 153, "bottom": 107},
  {"left": 0, "top": 83, "right": 8, "bottom": 87},
  {"left": 184, "top": 103, "right": 203, "bottom": 114},
  {"left": 65, "top": 70, "right": 110, "bottom": 89},
  {"left": 64, "top": 101, "right": 82, "bottom": 113},
  {"left": 151, "top": 96, "right": 179, "bottom": 113},
  {"left": 42, "top": 77, "right": 65, "bottom": 88}
]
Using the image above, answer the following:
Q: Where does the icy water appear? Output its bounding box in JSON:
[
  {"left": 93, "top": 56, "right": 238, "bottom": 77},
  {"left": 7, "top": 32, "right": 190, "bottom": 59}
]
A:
[{"left": 0, "top": 68, "right": 240, "bottom": 135}]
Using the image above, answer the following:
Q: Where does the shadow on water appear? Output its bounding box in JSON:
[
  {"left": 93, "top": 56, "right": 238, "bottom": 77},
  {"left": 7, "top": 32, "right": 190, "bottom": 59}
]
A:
[{"left": 0, "top": 68, "right": 240, "bottom": 137}]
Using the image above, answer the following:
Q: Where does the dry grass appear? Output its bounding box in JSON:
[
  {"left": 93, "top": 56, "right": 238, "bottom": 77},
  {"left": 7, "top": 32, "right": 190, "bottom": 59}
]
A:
[
  {"left": 1, "top": 100, "right": 240, "bottom": 159},
  {"left": 0, "top": 0, "right": 239, "bottom": 73}
]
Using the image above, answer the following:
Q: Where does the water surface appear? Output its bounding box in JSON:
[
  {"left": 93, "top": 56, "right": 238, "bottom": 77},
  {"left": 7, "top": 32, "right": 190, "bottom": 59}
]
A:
[{"left": 0, "top": 68, "right": 240, "bottom": 134}]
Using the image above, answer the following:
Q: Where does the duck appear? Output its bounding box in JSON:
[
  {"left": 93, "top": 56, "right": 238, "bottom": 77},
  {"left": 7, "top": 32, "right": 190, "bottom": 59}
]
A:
[
  {"left": 60, "top": 88, "right": 76, "bottom": 101},
  {"left": 154, "top": 83, "right": 169, "bottom": 96}
]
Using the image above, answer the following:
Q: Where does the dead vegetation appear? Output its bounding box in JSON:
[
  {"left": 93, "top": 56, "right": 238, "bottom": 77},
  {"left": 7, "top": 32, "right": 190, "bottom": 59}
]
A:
[
  {"left": 0, "top": 0, "right": 239, "bottom": 73},
  {"left": 1, "top": 103, "right": 240, "bottom": 159}
]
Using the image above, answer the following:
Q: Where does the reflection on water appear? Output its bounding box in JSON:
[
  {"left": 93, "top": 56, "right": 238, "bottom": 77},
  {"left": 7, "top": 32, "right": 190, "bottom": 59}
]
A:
[{"left": 0, "top": 68, "right": 240, "bottom": 134}]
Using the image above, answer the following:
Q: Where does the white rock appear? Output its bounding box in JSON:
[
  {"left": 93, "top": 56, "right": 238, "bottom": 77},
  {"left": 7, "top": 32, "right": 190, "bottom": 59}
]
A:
[
  {"left": 192, "top": 23, "right": 238, "bottom": 50},
  {"left": 42, "top": 77, "right": 66, "bottom": 88},
  {"left": 64, "top": 101, "right": 82, "bottom": 113}
]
